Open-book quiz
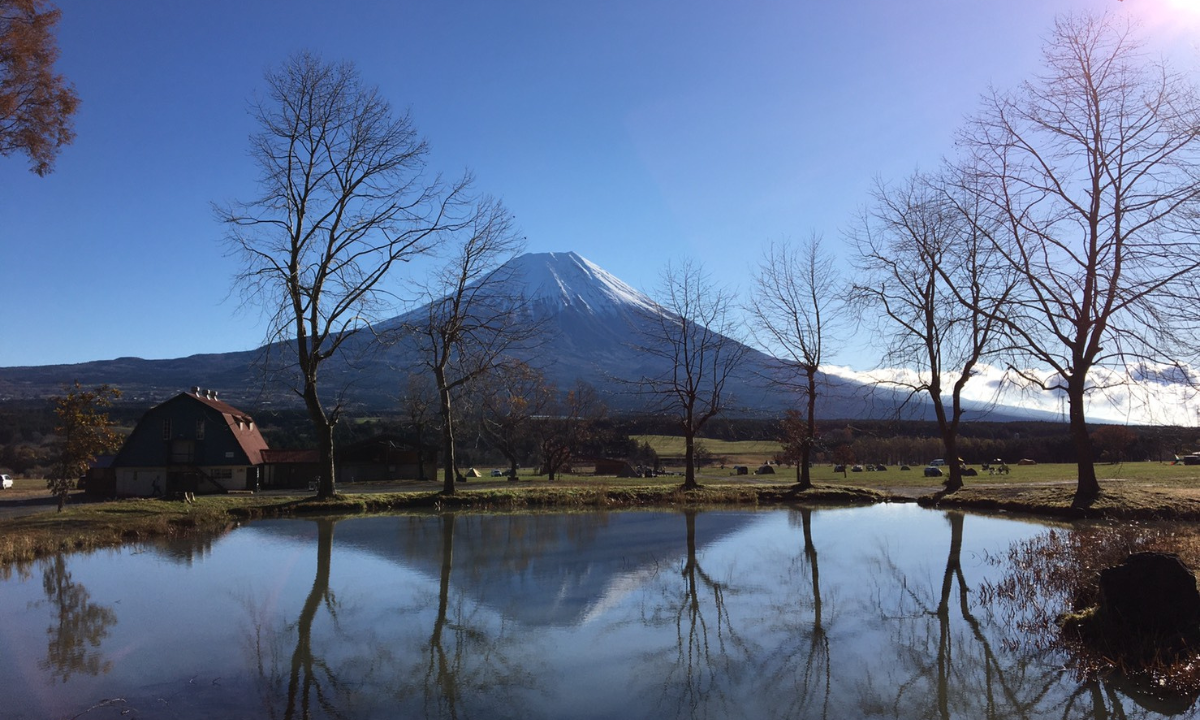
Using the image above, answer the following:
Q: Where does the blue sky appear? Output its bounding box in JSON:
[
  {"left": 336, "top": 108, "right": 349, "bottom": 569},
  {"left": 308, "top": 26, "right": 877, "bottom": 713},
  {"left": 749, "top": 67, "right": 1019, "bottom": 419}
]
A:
[{"left": 4, "top": 0, "right": 1199, "bottom": 369}]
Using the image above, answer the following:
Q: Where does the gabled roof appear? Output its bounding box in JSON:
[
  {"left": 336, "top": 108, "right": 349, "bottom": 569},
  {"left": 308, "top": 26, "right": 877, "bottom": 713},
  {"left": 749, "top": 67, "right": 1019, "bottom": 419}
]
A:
[{"left": 177, "top": 389, "right": 268, "bottom": 465}]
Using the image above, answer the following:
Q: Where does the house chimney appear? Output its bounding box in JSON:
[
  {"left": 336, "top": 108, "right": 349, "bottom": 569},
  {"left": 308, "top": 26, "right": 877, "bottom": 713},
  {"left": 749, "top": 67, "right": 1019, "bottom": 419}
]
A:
[
  {"left": 192, "top": 386, "right": 201, "bottom": 396},
  {"left": 211, "top": 390, "right": 219, "bottom": 400}
]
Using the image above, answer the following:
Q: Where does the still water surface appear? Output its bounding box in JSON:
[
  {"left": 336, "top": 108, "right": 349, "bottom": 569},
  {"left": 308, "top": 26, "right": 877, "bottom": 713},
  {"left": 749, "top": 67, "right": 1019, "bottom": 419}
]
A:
[{"left": 0, "top": 505, "right": 1184, "bottom": 719}]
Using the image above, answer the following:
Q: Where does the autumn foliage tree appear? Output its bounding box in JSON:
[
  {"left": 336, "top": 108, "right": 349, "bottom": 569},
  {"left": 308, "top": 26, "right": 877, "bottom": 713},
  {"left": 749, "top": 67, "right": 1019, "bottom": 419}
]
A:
[
  {"left": 0, "top": 0, "right": 78, "bottom": 175},
  {"left": 538, "top": 381, "right": 604, "bottom": 481},
  {"left": 49, "top": 382, "right": 121, "bottom": 511},
  {"left": 478, "top": 362, "right": 552, "bottom": 480},
  {"left": 779, "top": 409, "right": 818, "bottom": 486},
  {"left": 1091, "top": 425, "right": 1137, "bottom": 464}
]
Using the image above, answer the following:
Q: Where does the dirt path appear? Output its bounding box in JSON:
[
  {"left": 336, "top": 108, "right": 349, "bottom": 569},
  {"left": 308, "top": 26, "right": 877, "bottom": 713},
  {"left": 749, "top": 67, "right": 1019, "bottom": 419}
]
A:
[{"left": 0, "top": 491, "right": 98, "bottom": 520}]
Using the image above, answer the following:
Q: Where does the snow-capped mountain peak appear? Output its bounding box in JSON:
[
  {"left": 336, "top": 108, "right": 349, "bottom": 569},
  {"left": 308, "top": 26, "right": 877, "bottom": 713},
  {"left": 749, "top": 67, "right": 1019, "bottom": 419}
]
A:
[{"left": 503, "top": 252, "right": 658, "bottom": 317}]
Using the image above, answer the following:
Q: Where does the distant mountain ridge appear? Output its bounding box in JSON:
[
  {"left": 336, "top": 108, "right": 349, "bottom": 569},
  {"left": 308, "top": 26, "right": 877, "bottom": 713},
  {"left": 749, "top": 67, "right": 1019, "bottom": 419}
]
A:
[{"left": 0, "top": 251, "right": 1050, "bottom": 421}]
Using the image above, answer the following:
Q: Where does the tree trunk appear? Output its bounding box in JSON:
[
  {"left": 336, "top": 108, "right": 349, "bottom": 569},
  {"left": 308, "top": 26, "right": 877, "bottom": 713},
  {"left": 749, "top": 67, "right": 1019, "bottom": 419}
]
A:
[
  {"left": 928, "top": 382, "right": 963, "bottom": 494},
  {"left": 439, "top": 391, "right": 456, "bottom": 495},
  {"left": 304, "top": 383, "right": 336, "bottom": 499},
  {"left": 415, "top": 421, "right": 426, "bottom": 482},
  {"left": 682, "top": 430, "right": 698, "bottom": 490},
  {"left": 1067, "top": 377, "right": 1100, "bottom": 505},
  {"left": 942, "top": 433, "right": 962, "bottom": 493},
  {"left": 799, "top": 368, "right": 817, "bottom": 490}
]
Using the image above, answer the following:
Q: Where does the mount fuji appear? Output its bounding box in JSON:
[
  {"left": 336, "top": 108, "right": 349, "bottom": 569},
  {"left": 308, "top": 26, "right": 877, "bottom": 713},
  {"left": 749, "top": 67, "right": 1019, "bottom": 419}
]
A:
[{"left": 0, "top": 251, "right": 1043, "bottom": 420}]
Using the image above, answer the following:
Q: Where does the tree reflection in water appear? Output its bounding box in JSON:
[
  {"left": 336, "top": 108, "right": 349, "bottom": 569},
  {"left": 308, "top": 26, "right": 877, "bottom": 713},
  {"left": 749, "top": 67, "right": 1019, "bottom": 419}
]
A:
[
  {"left": 245, "top": 514, "right": 538, "bottom": 720},
  {"left": 246, "top": 518, "right": 353, "bottom": 720},
  {"left": 214, "top": 507, "right": 1195, "bottom": 719},
  {"left": 425, "top": 512, "right": 462, "bottom": 718},
  {"left": 38, "top": 553, "right": 117, "bottom": 682},
  {"left": 284, "top": 518, "right": 343, "bottom": 719},
  {"left": 640, "top": 509, "right": 749, "bottom": 719},
  {"left": 853, "top": 512, "right": 1172, "bottom": 720},
  {"left": 753, "top": 506, "right": 832, "bottom": 720},
  {"left": 857, "top": 512, "right": 1055, "bottom": 719}
]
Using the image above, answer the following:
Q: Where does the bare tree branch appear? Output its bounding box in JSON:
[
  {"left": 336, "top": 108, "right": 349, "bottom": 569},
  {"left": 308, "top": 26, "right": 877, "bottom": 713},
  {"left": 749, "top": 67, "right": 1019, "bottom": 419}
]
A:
[
  {"left": 955, "top": 14, "right": 1200, "bottom": 504},
  {"left": 217, "top": 52, "right": 466, "bottom": 499},
  {"left": 635, "top": 260, "right": 747, "bottom": 490}
]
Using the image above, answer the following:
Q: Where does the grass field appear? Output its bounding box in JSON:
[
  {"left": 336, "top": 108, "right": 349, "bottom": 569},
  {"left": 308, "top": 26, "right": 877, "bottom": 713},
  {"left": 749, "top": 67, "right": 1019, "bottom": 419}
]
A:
[
  {"left": 633, "top": 434, "right": 1200, "bottom": 489},
  {"left": 633, "top": 434, "right": 783, "bottom": 464}
]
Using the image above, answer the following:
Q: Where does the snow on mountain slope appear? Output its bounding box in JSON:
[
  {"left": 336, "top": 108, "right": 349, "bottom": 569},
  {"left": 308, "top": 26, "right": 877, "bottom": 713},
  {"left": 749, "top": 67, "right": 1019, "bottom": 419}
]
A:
[
  {"left": 0, "top": 250, "right": 1062, "bottom": 420},
  {"left": 504, "top": 251, "right": 659, "bottom": 317}
]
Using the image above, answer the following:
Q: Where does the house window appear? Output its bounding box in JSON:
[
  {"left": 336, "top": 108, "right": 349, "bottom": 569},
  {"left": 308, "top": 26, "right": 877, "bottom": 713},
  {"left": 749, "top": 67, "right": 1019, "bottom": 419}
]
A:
[
  {"left": 211, "top": 469, "right": 233, "bottom": 480},
  {"left": 195, "top": 420, "right": 205, "bottom": 440},
  {"left": 162, "top": 419, "right": 172, "bottom": 440}
]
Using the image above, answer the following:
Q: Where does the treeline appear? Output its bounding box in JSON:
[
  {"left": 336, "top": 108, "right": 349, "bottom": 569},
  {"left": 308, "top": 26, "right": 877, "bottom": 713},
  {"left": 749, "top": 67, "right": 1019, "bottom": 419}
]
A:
[
  {"left": 812, "top": 423, "right": 1190, "bottom": 466},
  {"left": 624, "top": 415, "right": 1195, "bottom": 465},
  {"left": 2, "top": 399, "right": 1195, "bottom": 478}
]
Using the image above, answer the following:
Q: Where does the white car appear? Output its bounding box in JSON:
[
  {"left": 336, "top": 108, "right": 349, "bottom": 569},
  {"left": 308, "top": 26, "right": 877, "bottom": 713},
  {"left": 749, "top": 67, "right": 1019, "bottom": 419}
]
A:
[{"left": 0, "top": 474, "right": 12, "bottom": 489}]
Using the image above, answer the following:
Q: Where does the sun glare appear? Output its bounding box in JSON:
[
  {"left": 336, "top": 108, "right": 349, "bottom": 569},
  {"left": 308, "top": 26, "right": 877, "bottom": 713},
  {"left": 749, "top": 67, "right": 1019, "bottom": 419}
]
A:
[{"left": 1137, "top": 0, "right": 1200, "bottom": 34}]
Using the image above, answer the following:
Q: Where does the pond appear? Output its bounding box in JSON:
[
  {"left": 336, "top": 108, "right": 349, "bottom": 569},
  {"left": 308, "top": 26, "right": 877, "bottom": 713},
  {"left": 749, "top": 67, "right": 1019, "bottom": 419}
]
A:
[{"left": 0, "top": 504, "right": 1188, "bottom": 719}]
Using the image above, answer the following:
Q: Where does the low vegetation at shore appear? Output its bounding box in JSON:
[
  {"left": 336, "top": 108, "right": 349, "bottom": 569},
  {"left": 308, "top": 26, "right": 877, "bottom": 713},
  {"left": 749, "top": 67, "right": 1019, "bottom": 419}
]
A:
[
  {"left": 979, "top": 522, "right": 1200, "bottom": 696},
  {"left": 0, "top": 481, "right": 889, "bottom": 568}
]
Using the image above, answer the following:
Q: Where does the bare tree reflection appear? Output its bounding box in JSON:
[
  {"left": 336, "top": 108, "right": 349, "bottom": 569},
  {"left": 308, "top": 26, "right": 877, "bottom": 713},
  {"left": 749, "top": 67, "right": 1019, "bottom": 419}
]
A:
[
  {"left": 38, "top": 554, "right": 117, "bottom": 682},
  {"left": 643, "top": 509, "right": 750, "bottom": 719},
  {"left": 755, "top": 506, "right": 831, "bottom": 720},
  {"left": 857, "top": 512, "right": 1055, "bottom": 719},
  {"left": 425, "top": 512, "right": 462, "bottom": 718},
  {"left": 413, "top": 511, "right": 541, "bottom": 720},
  {"left": 245, "top": 518, "right": 352, "bottom": 720},
  {"left": 284, "top": 518, "right": 343, "bottom": 719}
]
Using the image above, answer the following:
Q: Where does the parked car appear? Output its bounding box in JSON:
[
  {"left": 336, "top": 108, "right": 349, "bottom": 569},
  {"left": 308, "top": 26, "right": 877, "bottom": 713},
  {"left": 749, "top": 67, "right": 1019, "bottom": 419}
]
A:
[
  {"left": 1, "top": 474, "right": 12, "bottom": 489},
  {"left": 490, "top": 469, "right": 504, "bottom": 477},
  {"left": 924, "top": 466, "right": 943, "bottom": 477},
  {"left": 928, "top": 458, "right": 946, "bottom": 467}
]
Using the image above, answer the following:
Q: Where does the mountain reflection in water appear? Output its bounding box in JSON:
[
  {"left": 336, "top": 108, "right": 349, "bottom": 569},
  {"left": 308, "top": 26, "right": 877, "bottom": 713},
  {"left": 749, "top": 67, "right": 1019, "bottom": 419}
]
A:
[{"left": 0, "top": 505, "right": 1192, "bottom": 720}]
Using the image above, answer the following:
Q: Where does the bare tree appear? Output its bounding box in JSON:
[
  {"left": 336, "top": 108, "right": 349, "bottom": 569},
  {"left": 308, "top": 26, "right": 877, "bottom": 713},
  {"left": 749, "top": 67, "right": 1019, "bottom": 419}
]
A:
[
  {"left": 747, "top": 236, "right": 840, "bottom": 490},
  {"left": 957, "top": 14, "right": 1200, "bottom": 504},
  {"left": 402, "top": 200, "right": 541, "bottom": 495},
  {"left": 399, "top": 374, "right": 437, "bottom": 481},
  {"left": 851, "top": 172, "right": 1014, "bottom": 492},
  {"left": 0, "top": 0, "right": 78, "bottom": 175},
  {"left": 638, "top": 261, "right": 747, "bottom": 490},
  {"left": 219, "top": 52, "right": 469, "bottom": 499}
]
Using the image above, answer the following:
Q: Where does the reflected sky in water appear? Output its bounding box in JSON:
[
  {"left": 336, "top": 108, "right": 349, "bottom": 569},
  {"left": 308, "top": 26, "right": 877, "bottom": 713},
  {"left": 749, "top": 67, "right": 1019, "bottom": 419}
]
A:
[{"left": 0, "top": 505, "right": 1183, "bottom": 719}]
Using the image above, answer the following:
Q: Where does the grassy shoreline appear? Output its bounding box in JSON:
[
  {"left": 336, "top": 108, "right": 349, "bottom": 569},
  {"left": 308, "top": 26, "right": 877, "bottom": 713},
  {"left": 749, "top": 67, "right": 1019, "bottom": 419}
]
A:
[
  {"left": 3, "top": 478, "right": 1200, "bottom": 568},
  {"left": 0, "top": 482, "right": 888, "bottom": 568}
]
